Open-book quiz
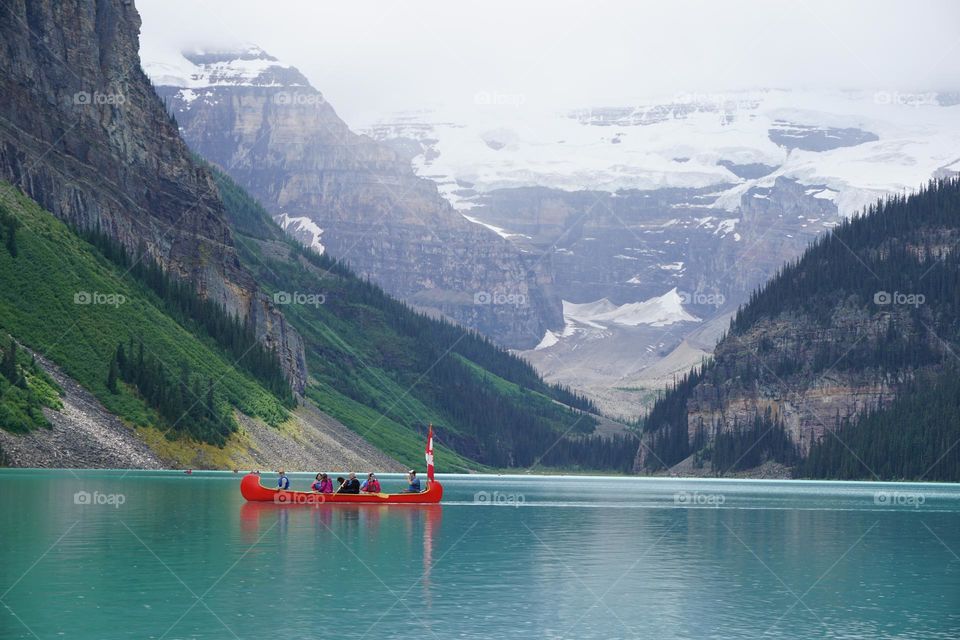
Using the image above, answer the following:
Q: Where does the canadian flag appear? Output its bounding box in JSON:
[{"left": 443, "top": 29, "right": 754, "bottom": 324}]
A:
[{"left": 425, "top": 423, "right": 435, "bottom": 482}]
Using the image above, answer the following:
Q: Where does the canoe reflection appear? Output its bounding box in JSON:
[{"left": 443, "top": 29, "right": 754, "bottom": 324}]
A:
[{"left": 239, "top": 502, "right": 442, "bottom": 592}]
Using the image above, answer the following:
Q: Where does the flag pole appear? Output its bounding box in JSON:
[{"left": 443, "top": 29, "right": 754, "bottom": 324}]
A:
[{"left": 425, "top": 423, "right": 435, "bottom": 484}]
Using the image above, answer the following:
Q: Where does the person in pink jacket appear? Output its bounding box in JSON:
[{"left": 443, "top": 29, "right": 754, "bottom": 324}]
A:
[{"left": 312, "top": 472, "right": 334, "bottom": 493}]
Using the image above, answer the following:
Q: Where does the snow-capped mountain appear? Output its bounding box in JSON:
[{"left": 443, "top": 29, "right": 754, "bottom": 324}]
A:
[
  {"left": 144, "top": 44, "right": 310, "bottom": 89},
  {"left": 363, "top": 89, "right": 960, "bottom": 216},
  {"left": 364, "top": 90, "right": 960, "bottom": 417}
]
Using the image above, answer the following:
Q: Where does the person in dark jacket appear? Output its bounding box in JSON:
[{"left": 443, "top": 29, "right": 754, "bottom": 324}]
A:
[{"left": 338, "top": 472, "right": 361, "bottom": 494}]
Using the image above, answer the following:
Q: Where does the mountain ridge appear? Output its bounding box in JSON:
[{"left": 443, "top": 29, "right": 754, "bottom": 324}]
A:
[{"left": 144, "top": 44, "right": 563, "bottom": 349}]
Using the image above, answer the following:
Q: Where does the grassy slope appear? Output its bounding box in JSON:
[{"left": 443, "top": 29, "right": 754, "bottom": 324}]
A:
[
  {"left": 0, "top": 182, "right": 288, "bottom": 440},
  {"left": 0, "top": 337, "right": 63, "bottom": 432}
]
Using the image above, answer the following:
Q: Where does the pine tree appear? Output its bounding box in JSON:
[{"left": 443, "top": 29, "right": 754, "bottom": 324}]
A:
[
  {"left": 1, "top": 337, "right": 17, "bottom": 384},
  {"left": 115, "top": 343, "right": 126, "bottom": 374},
  {"left": 5, "top": 217, "right": 17, "bottom": 257},
  {"left": 106, "top": 353, "right": 119, "bottom": 394},
  {"left": 206, "top": 378, "right": 216, "bottom": 422}
]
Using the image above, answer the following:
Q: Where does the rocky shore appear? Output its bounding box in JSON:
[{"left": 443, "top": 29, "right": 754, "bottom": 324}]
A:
[
  {"left": 0, "top": 352, "right": 165, "bottom": 469},
  {"left": 0, "top": 350, "right": 402, "bottom": 473}
]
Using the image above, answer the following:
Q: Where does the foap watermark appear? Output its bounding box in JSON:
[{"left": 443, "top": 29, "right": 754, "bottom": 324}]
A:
[
  {"left": 474, "top": 90, "right": 526, "bottom": 108},
  {"left": 474, "top": 490, "right": 525, "bottom": 507},
  {"left": 473, "top": 291, "right": 527, "bottom": 307},
  {"left": 674, "top": 491, "right": 725, "bottom": 507},
  {"left": 74, "top": 291, "right": 126, "bottom": 307},
  {"left": 874, "top": 490, "right": 925, "bottom": 508},
  {"left": 74, "top": 490, "right": 126, "bottom": 508},
  {"left": 274, "top": 492, "right": 327, "bottom": 505},
  {"left": 678, "top": 290, "right": 726, "bottom": 307},
  {"left": 273, "top": 291, "right": 326, "bottom": 307},
  {"left": 873, "top": 91, "right": 937, "bottom": 108},
  {"left": 273, "top": 91, "right": 325, "bottom": 107},
  {"left": 73, "top": 90, "right": 126, "bottom": 106},
  {"left": 873, "top": 291, "right": 925, "bottom": 308}
]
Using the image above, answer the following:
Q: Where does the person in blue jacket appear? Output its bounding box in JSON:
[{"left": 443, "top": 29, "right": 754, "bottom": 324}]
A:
[
  {"left": 402, "top": 470, "right": 421, "bottom": 493},
  {"left": 277, "top": 469, "right": 290, "bottom": 490}
]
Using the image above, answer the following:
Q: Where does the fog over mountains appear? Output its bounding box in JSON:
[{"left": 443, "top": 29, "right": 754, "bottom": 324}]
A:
[
  {"left": 137, "top": 0, "right": 960, "bottom": 120},
  {"left": 138, "top": 1, "right": 960, "bottom": 417}
]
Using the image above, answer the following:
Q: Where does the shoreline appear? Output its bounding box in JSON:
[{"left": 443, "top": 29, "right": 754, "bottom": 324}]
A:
[{"left": 2, "top": 467, "right": 957, "bottom": 486}]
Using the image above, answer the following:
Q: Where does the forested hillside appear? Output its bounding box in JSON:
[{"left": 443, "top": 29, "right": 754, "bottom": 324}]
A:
[
  {"left": 214, "top": 170, "right": 639, "bottom": 471},
  {"left": 0, "top": 183, "right": 289, "bottom": 449},
  {"left": 639, "top": 177, "right": 960, "bottom": 480}
]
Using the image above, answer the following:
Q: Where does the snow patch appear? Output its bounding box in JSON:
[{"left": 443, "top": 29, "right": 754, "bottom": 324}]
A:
[
  {"left": 807, "top": 187, "right": 839, "bottom": 202},
  {"left": 534, "top": 330, "right": 560, "bottom": 350},
  {"left": 274, "top": 213, "right": 325, "bottom": 254},
  {"left": 564, "top": 288, "right": 699, "bottom": 329},
  {"left": 715, "top": 218, "right": 739, "bottom": 236},
  {"left": 177, "top": 88, "right": 198, "bottom": 104},
  {"left": 461, "top": 214, "right": 530, "bottom": 240}
]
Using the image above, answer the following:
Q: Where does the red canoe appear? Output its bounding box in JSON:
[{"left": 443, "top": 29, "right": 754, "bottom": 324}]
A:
[
  {"left": 243, "top": 425, "right": 443, "bottom": 504},
  {"left": 240, "top": 473, "right": 443, "bottom": 504}
]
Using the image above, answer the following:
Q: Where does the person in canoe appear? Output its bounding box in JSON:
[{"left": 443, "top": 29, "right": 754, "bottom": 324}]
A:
[
  {"left": 401, "top": 470, "right": 421, "bottom": 493},
  {"left": 311, "top": 473, "right": 333, "bottom": 493},
  {"left": 361, "top": 473, "right": 381, "bottom": 493},
  {"left": 277, "top": 469, "right": 290, "bottom": 490},
  {"left": 338, "top": 472, "right": 361, "bottom": 494}
]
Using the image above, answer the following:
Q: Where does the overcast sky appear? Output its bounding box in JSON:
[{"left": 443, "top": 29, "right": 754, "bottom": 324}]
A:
[{"left": 138, "top": 0, "right": 960, "bottom": 127}]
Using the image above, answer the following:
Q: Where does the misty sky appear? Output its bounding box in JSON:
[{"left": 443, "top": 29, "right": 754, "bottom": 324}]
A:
[{"left": 137, "top": 0, "right": 960, "bottom": 127}]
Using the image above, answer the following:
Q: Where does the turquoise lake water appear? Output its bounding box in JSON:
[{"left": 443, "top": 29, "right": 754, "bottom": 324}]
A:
[{"left": 1, "top": 470, "right": 958, "bottom": 639}]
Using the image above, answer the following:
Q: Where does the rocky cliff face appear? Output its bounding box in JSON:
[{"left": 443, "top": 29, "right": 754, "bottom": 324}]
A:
[
  {"left": 632, "top": 312, "right": 902, "bottom": 471},
  {"left": 0, "top": 1, "right": 306, "bottom": 391},
  {"left": 145, "top": 47, "right": 561, "bottom": 348},
  {"left": 472, "top": 176, "right": 843, "bottom": 416},
  {"left": 471, "top": 177, "right": 838, "bottom": 311}
]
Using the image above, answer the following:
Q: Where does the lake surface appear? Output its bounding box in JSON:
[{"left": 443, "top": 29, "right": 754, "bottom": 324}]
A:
[{"left": 1, "top": 470, "right": 959, "bottom": 639}]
